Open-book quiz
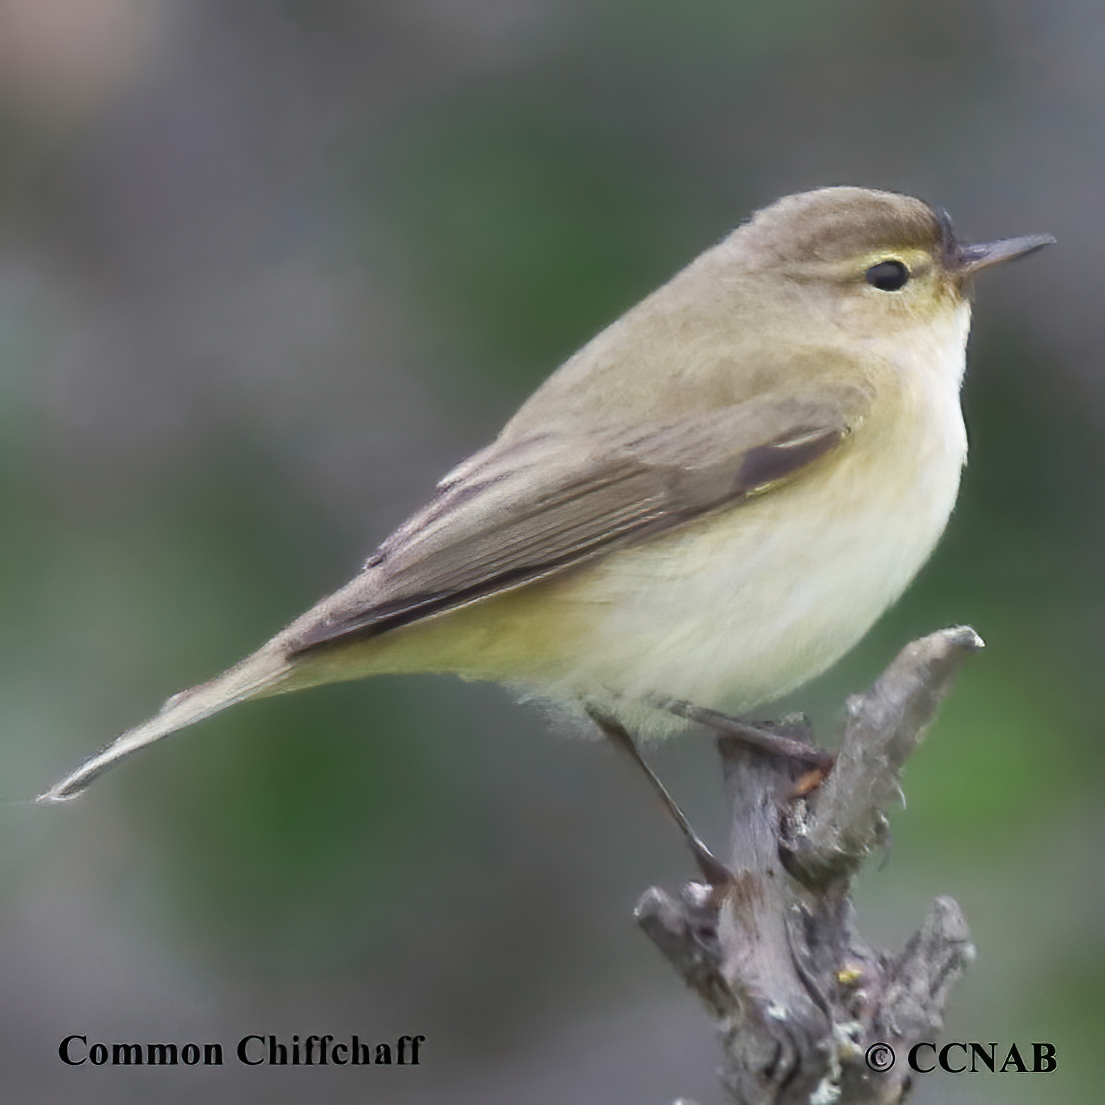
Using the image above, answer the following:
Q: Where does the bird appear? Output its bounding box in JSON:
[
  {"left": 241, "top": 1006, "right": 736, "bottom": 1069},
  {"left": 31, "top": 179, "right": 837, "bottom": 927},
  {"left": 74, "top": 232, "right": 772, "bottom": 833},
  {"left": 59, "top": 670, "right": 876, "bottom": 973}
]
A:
[{"left": 39, "top": 186, "right": 1053, "bottom": 805}]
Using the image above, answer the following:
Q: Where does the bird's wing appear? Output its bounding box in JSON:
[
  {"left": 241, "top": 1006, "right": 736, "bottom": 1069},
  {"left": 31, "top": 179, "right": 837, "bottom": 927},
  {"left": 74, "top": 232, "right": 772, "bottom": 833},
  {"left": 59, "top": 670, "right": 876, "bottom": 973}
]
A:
[{"left": 289, "top": 385, "right": 871, "bottom": 655}]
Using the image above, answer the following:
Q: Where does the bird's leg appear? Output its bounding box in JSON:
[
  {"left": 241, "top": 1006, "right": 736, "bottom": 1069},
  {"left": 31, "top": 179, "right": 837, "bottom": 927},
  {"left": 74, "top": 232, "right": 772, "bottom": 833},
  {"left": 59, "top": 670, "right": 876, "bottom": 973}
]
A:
[
  {"left": 653, "top": 696, "right": 835, "bottom": 796},
  {"left": 589, "top": 711, "right": 732, "bottom": 887}
]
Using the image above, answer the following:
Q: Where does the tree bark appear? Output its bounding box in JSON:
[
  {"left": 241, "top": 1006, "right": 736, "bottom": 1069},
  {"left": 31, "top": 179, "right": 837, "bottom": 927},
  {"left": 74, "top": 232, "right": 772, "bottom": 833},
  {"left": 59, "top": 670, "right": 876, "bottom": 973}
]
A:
[{"left": 636, "top": 627, "right": 981, "bottom": 1105}]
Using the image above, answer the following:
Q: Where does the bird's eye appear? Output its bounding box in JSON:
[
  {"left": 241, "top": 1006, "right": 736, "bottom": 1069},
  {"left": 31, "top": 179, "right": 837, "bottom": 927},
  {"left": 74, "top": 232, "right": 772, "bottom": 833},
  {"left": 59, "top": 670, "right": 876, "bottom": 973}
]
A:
[{"left": 864, "top": 259, "right": 910, "bottom": 291}]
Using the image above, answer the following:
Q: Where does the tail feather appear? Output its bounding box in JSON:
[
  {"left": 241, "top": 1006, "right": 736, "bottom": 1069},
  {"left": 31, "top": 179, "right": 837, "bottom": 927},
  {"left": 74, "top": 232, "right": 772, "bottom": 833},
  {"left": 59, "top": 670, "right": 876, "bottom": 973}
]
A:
[{"left": 38, "top": 647, "right": 292, "bottom": 803}]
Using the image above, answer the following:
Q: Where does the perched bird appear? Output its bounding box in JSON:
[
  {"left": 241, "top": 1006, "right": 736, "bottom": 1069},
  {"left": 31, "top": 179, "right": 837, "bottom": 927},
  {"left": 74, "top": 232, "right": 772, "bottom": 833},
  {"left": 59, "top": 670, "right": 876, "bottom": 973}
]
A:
[{"left": 40, "top": 187, "right": 1052, "bottom": 804}]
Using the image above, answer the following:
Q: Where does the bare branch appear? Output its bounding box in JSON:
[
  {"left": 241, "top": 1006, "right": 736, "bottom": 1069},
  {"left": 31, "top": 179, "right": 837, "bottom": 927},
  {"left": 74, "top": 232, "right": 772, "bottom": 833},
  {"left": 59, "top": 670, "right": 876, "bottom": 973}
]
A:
[
  {"left": 635, "top": 629, "right": 981, "bottom": 1105},
  {"left": 785, "top": 625, "right": 983, "bottom": 886}
]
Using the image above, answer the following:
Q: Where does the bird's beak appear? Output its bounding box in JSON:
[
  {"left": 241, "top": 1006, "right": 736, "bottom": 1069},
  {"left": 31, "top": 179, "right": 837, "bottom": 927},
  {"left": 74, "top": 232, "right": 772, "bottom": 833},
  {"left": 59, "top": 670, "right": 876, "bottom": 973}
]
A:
[{"left": 950, "top": 233, "right": 1056, "bottom": 277}]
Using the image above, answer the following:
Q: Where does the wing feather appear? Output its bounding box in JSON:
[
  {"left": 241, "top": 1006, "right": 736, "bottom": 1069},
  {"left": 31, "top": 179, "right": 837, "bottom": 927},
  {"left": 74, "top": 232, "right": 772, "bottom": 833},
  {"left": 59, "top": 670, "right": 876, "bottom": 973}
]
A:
[{"left": 289, "top": 387, "right": 869, "bottom": 655}]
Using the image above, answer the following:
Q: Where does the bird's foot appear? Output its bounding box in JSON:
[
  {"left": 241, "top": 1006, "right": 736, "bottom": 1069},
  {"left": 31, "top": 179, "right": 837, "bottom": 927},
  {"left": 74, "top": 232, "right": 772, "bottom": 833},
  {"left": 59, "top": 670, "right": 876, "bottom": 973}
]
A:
[{"left": 652, "top": 697, "right": 834, "bottom": 793}]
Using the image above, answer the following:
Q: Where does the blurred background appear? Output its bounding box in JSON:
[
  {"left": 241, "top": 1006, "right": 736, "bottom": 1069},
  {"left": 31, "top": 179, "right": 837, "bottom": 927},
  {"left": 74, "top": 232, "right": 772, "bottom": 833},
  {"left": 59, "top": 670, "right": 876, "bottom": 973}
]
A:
[{"left": 0, "top": 1, "right": 1100, "bottom": 1102}]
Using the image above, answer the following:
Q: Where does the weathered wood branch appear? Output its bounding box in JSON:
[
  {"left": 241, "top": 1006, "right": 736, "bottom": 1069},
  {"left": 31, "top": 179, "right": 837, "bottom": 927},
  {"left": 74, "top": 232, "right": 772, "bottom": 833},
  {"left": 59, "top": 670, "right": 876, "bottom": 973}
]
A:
[{"left": 636, "top": 627, "right": 981, "bottom": 1105}]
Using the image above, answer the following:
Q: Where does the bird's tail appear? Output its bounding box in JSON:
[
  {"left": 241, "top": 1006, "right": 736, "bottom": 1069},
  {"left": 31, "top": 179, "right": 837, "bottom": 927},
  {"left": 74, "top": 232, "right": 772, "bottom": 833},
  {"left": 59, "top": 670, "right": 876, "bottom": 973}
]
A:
[{"left": 38, "top": 645, "right": 293, "bottom": 803}]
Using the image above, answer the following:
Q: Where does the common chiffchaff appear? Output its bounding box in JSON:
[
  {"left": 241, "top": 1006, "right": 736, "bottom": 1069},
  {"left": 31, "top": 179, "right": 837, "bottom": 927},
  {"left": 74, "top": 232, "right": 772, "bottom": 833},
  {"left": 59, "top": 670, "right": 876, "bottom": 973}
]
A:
[{"left": 41, "top": 187, "right": 1053, "bottom": 802}]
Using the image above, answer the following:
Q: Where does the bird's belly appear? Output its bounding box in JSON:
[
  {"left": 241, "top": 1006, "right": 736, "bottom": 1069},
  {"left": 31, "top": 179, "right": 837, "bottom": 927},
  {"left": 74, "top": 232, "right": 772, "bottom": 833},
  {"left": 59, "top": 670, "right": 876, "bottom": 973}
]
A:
[{"left": 530, "top": 429, "right": 962, "bottom": 734}]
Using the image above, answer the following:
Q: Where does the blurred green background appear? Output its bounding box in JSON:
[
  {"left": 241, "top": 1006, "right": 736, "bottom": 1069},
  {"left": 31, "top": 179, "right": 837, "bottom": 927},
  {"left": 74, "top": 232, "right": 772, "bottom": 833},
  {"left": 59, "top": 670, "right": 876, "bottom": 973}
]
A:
[{"left": 0, "top": 1, "right": 1100, "bottom": 1102}]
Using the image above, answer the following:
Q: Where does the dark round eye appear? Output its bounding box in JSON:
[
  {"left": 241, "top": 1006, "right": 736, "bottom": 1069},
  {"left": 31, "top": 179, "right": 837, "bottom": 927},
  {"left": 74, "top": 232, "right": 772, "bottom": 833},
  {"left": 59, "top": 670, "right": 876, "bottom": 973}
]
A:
[{"left": 865, "top": 259, "right": 910, "bottom": 291}]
